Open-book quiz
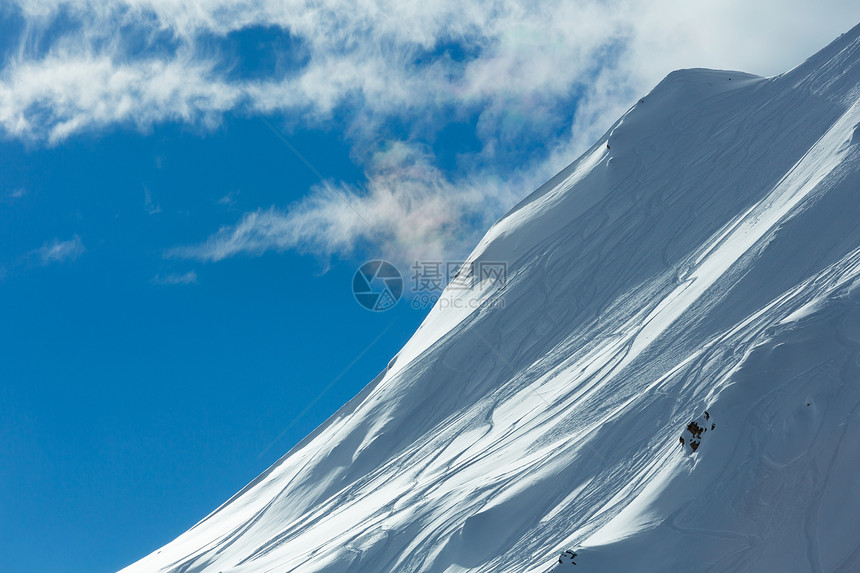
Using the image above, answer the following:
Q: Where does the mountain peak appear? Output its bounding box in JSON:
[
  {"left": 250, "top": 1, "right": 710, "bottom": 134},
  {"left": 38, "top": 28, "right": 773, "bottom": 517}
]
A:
[{"left": 121, "top": 24, "right": 860, "bottom": 573}]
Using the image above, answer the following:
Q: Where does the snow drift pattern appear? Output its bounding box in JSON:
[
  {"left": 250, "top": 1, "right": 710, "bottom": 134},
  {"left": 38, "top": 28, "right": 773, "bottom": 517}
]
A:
[{"left": 121, "top": 24, "right": 860, "bottom": 573}]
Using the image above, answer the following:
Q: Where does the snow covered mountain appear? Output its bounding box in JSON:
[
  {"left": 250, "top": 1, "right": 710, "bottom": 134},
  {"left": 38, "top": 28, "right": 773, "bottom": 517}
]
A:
[{"left": 122, "top": 24, "right": 860, "bottom": 573}]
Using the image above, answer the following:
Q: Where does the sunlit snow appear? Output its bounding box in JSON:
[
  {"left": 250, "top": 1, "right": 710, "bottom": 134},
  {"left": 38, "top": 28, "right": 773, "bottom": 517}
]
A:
[{"left": 121, "top": 24, "right": 860, "bottom": 573}]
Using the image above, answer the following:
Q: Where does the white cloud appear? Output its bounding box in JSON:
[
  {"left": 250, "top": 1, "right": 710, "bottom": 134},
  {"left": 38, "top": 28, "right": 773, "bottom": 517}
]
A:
[
  {"left": 216, "top": 190, "right": 239, "bottom": 207},
  {"left": 4, "top": 0, "right": 856, "bottom": 144},
  {"left": 151, "top": 270, "right": 197, "bottom": 285},
  {"left": 3, "top": 0, "right": 858, "bottom": 263},
  {"left": 0, "top": 51, "right": 240, "bottom": 143},
  {"left": 143, "top": 184, "right": 161, "bottom": 215},
  {"left": 4, "top": 187, "right": 27, "bottom": 199},
  {"left": 33, "top": 234, "right": 85, "bottom": 265},
  {"left": 171, "top": 142, "right": 524, "bottom": 264}
]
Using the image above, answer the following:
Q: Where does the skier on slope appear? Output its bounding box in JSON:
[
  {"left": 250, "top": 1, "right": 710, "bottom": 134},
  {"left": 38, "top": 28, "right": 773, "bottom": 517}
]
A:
[{"left": 558, "top": 549, "right": 577, "bottom": 565}]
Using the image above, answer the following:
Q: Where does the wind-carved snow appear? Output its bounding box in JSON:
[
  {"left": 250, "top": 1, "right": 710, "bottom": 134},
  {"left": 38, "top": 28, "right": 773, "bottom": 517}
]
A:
[{"left": 121, "top": 24, "right": 860, "bottom": 573}]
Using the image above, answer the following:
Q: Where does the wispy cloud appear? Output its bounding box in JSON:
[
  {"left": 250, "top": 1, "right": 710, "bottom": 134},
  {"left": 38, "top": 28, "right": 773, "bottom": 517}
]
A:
[
  {"left": 216, "top": 190, "right": 239, "bottom": 207},
  {"left": 170, "top": 142, "right": 525, "bottom": 264},
  {"left": 151, "top": 270, "right": 197, "bottom": 285},
  {"left": 2, "top": 0, "right": 857, "bottom": 263},
  {"left": 3, "top": 1, "right": 853, "bottom": 145},
  {"left": 33, "top": 235, "right": 85, "bottom": 265},
  {"left": 143, "top": 184, "right": 161, "bottom": 215},
  {"left": 2, "top": 187, "right": 27, "bottom": 202}
]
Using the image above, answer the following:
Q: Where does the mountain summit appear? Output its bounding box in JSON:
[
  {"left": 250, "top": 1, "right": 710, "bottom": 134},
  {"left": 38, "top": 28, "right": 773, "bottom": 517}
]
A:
[{"left": 122, "top": 24, "right": 860, "bottom": 573}]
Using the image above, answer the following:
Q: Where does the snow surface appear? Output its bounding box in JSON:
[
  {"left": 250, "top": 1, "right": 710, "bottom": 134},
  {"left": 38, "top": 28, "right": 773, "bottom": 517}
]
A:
[{"left": 121, "top": 24, "right": 860, "bottom": 573}]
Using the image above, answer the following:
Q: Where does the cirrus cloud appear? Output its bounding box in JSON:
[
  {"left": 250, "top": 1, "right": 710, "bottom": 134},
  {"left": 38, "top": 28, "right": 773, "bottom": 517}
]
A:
[
  {"left": 169, "top": 142, "right": 524, "bottom": 265},
  {"left": 151, "top": 270, "right": 197, "bottom": 285},
  {"left": 2, "top": 0, "right": 858, "bottom": 264},
  {"left": 32, "top": 234, "right": 85, "bottom": 265},
  {"left": 4, "top": 0, "right": 855, "bottom": 145}
]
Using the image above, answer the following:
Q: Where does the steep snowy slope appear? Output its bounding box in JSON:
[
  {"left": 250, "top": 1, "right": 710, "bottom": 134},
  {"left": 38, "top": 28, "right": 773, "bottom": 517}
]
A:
[{"left": 122, "top": 24, "right": 860, "bottom": 573}]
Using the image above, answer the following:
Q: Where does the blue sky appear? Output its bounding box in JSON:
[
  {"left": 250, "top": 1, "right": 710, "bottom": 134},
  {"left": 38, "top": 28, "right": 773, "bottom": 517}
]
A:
[
  {"left": 0, "top": 116, "right": 427, "bottom": 572},
  {"left": 0, "top": 2, "right": 857, "bottom": 572},
  {"left": 0, "top": 113, "right": 440, "bottom": 571}
]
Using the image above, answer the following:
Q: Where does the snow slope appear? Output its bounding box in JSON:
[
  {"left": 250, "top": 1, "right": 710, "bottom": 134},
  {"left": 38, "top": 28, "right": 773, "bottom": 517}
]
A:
[{"left": 121, "top": 24, "right": 860, "bottom": 573}]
